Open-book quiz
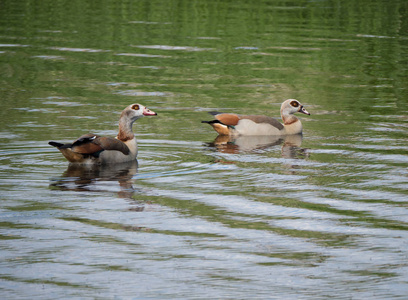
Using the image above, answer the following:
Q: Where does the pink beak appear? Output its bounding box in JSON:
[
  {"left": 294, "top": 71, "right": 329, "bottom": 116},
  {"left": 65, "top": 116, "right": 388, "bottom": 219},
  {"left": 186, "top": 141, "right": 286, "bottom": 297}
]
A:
[{"left": 143, "top": 107, "right": 157, "bottom": 116}]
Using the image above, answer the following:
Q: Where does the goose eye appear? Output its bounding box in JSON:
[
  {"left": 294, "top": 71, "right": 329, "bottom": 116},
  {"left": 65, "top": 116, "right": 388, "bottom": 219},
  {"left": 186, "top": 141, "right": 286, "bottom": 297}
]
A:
[
  {"left": 290, "top": 101, "right": 299, "bottom": 107},
  {"left": 131, "top": 104, "right": 140, "bottom": 110}
]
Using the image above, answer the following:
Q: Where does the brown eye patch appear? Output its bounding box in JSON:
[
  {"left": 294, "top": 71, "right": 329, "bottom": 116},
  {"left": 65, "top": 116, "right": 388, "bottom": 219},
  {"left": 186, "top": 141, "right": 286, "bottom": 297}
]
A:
[
  {"left": 131, "top": 104, "right": 140, "bottom": 110},
  {"left": 290, "top": 101, "right": 299, "bottom": 107}
]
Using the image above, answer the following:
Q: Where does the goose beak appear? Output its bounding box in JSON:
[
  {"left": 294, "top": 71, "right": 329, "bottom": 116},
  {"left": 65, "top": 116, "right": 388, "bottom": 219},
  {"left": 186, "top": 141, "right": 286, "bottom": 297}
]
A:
[
  {"left": 143, "top": 107, "right": 158, "bottom": 116},
  {"left": 299, "top": 106, "right": 310, "bottom": 115}
]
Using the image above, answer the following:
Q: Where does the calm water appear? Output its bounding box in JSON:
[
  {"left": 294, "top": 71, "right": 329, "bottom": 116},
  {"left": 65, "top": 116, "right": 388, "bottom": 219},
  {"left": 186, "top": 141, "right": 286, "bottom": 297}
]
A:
[{"left": 1, "top": 0, "right": 408, "bottom": 299}]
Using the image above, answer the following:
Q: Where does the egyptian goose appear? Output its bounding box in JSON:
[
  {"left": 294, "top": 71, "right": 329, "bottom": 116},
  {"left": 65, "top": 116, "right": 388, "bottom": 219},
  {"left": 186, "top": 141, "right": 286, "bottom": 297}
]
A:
[
  {"left": 202, "top": 99, "right": 310, "bottom": 136},
  {"left": 49, "top": 104, "right": 157, "bottom": 164}
]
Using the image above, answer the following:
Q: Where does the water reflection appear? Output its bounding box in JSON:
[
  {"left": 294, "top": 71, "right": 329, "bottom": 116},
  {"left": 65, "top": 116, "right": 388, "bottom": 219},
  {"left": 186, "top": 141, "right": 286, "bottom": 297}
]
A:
[
  {"left": 206, "top": 134, "right": 308, "bottom": 158},
  {"left": 50, "top": 160, "right": 138, "bottom": 199},
  {"left": 2, "top": 0, "right": 408, "bottom": 298}
]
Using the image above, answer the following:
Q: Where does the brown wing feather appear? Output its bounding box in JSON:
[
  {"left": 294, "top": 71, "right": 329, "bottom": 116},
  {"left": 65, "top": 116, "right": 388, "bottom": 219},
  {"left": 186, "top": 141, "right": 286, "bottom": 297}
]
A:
[
  {"left": 71, "top": 142, "right": 104, "bottom": 154},
  {"left": 240, "top": 115, "right": 284, "bottom": 130},
  {"left": 70, "top": 134, "right": 103, "bottom": 154},
  {"left": 93, "top": 137, "right": 130, "bottom": 155},
  {"left": 215, "top": 113, "right": 240, "bottom": 126},
  {"left": 70, "top": 134, "right": 130, "bottom": 155}
]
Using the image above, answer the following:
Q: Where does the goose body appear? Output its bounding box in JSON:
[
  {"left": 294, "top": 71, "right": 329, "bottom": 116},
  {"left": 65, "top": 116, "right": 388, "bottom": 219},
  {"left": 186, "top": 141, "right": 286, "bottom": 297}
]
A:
[
  {"left": 202, "top": 99, "right": 310, "bottom": 136},
  {"left": 49, "top": 104, "right": 157, "bottom": 164}
]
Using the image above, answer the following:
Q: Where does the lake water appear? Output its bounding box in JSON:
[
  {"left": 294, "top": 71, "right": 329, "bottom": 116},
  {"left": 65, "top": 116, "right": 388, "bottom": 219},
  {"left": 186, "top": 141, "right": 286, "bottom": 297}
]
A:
[{"left": 1, "top": 0, "right": 408, "bottom": 299}]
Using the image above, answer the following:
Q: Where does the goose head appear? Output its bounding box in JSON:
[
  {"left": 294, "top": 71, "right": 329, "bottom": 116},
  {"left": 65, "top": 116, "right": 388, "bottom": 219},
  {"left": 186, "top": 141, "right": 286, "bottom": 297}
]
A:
[
  {"left": 121, "top": 103, "right": 157, "bottom": 123},
  {"left": 281, "top": 99, "right": 310, "bottom": 116},
  {"left": 280, "top": 99, "right": 310, "bottom": 126},
  {"left": 117, "top": 103, "right": 157, "bottom": 141}
]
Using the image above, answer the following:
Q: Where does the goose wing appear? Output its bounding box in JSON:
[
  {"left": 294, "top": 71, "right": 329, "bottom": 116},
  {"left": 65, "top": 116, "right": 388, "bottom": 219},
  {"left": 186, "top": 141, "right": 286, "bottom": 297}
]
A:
[
  {"left": 239, "top": 115, "right": 284, "bottom": 130},
  {"left": 213, "top": 113, "right": 240, "bottom": 126},
  {"left": 212, "top": 113, "right": 284, "bottom": 131},
  {"left": 70, "top": 134, "right": 130, "bottom": 155}
]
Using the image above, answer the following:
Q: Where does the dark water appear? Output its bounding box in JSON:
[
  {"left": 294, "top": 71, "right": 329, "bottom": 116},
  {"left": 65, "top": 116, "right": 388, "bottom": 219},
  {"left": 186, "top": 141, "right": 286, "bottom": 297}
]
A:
[{"left": 1, "top": 0, "right": 408, "bottom": 299}]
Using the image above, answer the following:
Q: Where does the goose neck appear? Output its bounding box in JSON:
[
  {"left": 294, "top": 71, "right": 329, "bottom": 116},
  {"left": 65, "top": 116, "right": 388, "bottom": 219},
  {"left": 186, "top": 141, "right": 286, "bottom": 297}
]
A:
[{"left": 117, "top": 117, "right": 135, "bottom": 142}]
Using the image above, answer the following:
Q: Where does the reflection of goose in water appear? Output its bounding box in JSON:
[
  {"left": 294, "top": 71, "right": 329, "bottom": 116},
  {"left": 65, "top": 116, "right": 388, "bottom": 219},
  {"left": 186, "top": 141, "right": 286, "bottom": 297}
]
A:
[
  {"left": 50, "top": 160, "right": 139, "bottom": 201},
  {"left": 207, "top": 134, "right": 307, "bottom": 159}
]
